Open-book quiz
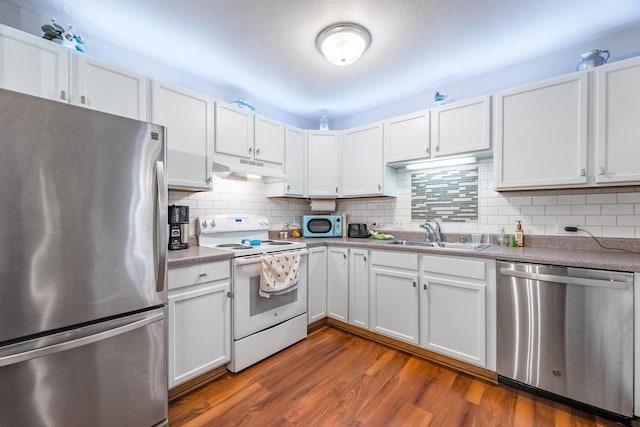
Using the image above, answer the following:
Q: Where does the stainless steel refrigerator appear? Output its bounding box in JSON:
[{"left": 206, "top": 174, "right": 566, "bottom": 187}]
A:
[{"left": 0, "top": 89, "right": 168, "bottom": 427}]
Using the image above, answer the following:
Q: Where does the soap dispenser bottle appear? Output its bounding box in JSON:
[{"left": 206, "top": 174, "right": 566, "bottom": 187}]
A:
[{"left": 515, "top": 220, "right": 524, "bottom": 247}]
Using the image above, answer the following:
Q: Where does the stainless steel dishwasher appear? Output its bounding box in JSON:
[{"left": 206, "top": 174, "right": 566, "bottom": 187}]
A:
[{"left": 496, "top": 261, "right": 633, "bottom": 418}]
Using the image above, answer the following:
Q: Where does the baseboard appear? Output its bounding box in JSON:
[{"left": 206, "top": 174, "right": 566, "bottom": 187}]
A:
[
  {"left": 307, "top": 317, "right": 328, "bottom": 334},
  {"left": 168, "top": 365, "right": 228, "bottom": 402},
  {"left": 326, "top": 318, "right": 498, "bottom": 384}
]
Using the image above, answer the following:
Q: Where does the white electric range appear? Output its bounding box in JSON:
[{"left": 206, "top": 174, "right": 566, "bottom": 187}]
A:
[{"left": 198, "top": 214, "right": 308, "bottom": 372}]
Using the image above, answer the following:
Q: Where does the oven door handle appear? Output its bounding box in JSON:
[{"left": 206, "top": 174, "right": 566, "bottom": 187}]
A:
[{"left": 232, "top": 249, "right": 308, "bottom": 266}]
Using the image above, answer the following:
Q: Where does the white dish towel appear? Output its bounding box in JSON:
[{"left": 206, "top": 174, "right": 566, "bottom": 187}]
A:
[{"left": 259, "top": 252, "right": 300, "bottom": 298}]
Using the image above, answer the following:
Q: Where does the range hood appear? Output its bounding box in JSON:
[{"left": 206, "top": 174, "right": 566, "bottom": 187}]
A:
[{"left": 212, "top": 157, "right": 286, "bottom": 182}]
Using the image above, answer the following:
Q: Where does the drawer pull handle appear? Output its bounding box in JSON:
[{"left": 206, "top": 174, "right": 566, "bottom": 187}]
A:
[{"left": 199, "top": 273, "right": 208, "bottom": 277}]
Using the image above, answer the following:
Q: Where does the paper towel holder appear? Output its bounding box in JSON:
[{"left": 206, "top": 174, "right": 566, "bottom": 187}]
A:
[{"left": 309, "top": 198, "right": 336, "bottom": 212}]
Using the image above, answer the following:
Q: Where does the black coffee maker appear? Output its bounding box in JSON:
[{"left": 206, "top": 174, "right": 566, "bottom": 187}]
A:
[{"left": 168, "top": 205, "right": 189, "bottom": 250}]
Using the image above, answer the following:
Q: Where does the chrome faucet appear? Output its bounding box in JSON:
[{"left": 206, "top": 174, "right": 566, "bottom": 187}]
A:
[{"left": 419, "top": 220, "right": 442, "bottom": 244}]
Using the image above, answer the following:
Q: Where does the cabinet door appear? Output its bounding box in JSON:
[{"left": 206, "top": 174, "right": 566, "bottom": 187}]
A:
[
  {"left": 494, "top": 73, "right": 588, "bottom": 190},
  {"left": 151, "top": 81, "right": 213, "bottom": 190},
  {"left": 327, "top": 247, "right": 348, "bottom": 322},
  {"left": 284, "top": 126, "right": 305, "bottom": 196},
  {"left": 421, "top": 275, "right": 486, "bottom": 366},
  {"left": 348, "top": 249, "right": 369, "bottom": 329},
  {"left": 342, "top": 123, "right": 384, "bottom": 196},
  {"left": 307, "top": 131, "right": 340, "bottom": 197},
  {"left": 0, "top": 24, "right": 69, "bottom": 103},
  {"left": 215, "top": 102, "right": 253, "bottom": 158},
  {"left": 431, "top": 96, "right": 491, "bottom": 157},
  {"left": 370, "top": 267, "right": 420, "bottom": 344},
  {"left": 70, "top": 55, "right": 147, "bottom": 120},
  {"left": 595, "top": 56, "right": 640, "bottom": 184},
  {"left": 384, "top": 110, "right": 430, "bottom": 163},
  {"left": 254, "top": 114, "right": 284, "bottom": 164},
  {"left": 168, "top": 281, "right": 231, "bottom": 388},
  {"left": 307, "top": 247, "right": 327, "bottom": 324}
]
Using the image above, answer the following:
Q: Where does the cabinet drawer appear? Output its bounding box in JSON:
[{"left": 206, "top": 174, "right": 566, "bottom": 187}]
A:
[
  {"left": 168, "top": 261, "right": 230, "bottom": 290},
  {"left": 371, "top": 251, "right": 419, "bottom": 270},
  {"left": 422, "top": 255, "right": 486, "bottom": 280}
]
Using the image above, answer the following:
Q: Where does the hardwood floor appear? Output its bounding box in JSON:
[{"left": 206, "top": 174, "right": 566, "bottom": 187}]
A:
[{"left": 169, "top": 327, "right": 622, "bottom": 427}]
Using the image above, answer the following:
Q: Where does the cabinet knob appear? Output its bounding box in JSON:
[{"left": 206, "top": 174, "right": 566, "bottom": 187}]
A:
[
  {"left": 413, "top": 281, "right": 417, "bottom": 287},
  {"left": 336, "top": 187, "right": 339, "bottom": 193},
  {"left": 424, "top": 146, "right": 429, "bottom": 154},
  {"left": 377, "top": 184, "right": 381, "bottom": 191},
  {"left": 598, "top": 167, "right": 605, "bottom": 175},
  {"left": 206, "top": 176, "right": 212, "bottom": 184},
  {"left": 343, "top": 253, "right": 347, "bottom": 259},
  {"left": 226, "top": 291, "right": 232, "bottom": 298},
  {"left": 435, "top": 145, "right": 440, "bottom": 152},
  {"left": 60, "top": 90, "right": 66, "bottom": 100},
  {"left": 363, "top": 256, "right": 367, "bottom": 262},
  {"left": 256, "top": 148, "right": 261, "bottom": 155},
  {"left": 579, "top": 168, "right": 586, "bottom": 176},
  {"left": 286, "top": 184, "right": 290, "bottom": 191},
  {"left": 80, "top": 95, "right": 87, "bottom": 105},
  {"left": 423, "top": 284, "right": 427, "bottom": 290},
  {"left": 248, "top": 147, "right": 253, "bottom": 153}
]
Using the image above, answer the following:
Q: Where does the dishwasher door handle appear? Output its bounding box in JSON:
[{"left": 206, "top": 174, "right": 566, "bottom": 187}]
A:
[{"left": 499, "top": 268, "right": 631, "bottom": 289}]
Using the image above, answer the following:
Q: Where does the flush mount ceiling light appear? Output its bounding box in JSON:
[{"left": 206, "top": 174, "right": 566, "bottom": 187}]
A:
[{"left": 316, "top": 23, "right": 371, "bottom": 66}]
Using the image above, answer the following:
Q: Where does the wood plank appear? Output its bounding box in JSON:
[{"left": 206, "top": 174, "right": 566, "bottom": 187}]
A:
[{"left": 169, "top": 327, "right": 625, "bottom": 427}]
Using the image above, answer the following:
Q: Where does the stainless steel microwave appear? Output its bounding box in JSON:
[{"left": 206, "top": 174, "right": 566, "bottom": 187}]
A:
[{"left": 302, "top": 215, "right": 342, "bottom": 237}]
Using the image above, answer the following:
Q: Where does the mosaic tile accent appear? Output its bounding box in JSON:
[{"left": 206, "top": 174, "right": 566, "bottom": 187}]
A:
[{"left": 411, "top": 164, "right": 478, "bottom": 222}]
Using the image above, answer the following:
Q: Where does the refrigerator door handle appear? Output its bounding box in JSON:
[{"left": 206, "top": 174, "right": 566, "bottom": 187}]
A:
[
  {"left": 0, "top": 312, "right": 164, "bottom": 368},
  {"left": 156, "top": 160, "right": 168, "bottom": 292}
]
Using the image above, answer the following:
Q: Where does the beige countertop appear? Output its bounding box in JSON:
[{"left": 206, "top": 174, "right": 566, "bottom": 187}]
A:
[
  {"left": 167, "top": 245, "right": 233, "bottom": 268},
  {"left": 168, "top": 236, "right": 640, "bottom": 272},
  {"left": 294, "top": 237, "right": 640, "bottom": 272}
]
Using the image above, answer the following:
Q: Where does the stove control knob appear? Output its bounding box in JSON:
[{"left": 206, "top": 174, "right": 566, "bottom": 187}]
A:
[
  {"left": 263, "top": 218, "right": 269, "bottom": 227},
  {"left": 210, "top": 219, "right": 216, "bottom": 227},
  {"left": 201, "top": 220, "right": 207, "bottom": 228}
]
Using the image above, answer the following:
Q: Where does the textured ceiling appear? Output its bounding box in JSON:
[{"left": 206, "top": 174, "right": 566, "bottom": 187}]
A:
[{"left": 8, "top": 0, "right": 640, "bottom": 121}]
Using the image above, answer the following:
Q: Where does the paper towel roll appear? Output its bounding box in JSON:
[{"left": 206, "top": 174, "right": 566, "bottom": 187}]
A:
[{"left": 309, "top": 199, "right": 336, "bottom": 212}]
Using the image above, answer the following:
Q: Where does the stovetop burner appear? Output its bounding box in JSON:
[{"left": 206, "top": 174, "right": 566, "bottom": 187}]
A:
[{"left": 265, "top": 241, "right": 293, "bottom": 245}]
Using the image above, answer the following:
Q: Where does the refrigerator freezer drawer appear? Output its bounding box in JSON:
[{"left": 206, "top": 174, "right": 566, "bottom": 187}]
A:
[{"left": 0, "top": 308, "right": 167, "bottom": 427}]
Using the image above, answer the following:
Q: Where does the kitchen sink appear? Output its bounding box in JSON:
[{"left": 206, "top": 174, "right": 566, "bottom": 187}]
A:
[{"left": 385, "top": 240, "right": 491, "bottom": 251}]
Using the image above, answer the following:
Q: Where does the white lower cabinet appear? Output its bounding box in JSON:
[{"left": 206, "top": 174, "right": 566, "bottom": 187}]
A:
[
  {"left": 348, "top": 249, "right": 369, "bottom": 329},
  {"left": 327, "top": 247, "right": 349, "bottom": 322},
  {"left": 307, "top": 246, "right": 327, "bottom": 324},
  {"left": 167, "top": 261, "right": 231, "bottom": 389},
  {"left": 420, "top": 255, "right": 496, "bottom": 369},
  {"left": 370, "top": 251, "right": 420, "bottom": 345}
]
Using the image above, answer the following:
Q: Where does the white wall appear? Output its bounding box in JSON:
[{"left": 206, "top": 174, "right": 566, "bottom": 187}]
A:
[
  {"left": 337, "top": 160, "right": 640, "bottom": 238},
  {"left": 332, "top": 25, "right": 640, "bottom": 129},
  {"left": 0, "top": 0, "right": 315, "bottom": 129},
  {"left": 168, "top": 177, "right": 312, "bottom": 235}
]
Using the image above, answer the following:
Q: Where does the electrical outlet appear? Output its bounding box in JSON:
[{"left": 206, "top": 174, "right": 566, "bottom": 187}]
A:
[{"left": 556, "top": 224, "right": 579, "bottom": 234}]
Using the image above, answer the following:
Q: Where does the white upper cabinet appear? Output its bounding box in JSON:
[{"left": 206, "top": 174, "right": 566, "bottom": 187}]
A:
[
  {"left": 431, "top": 96, "right": 491, "bottom": 157},
  {"left": 70, "top": 55, "right": 147, "bottom": 120},
  {"left": 215, "top": 102, "right": 254, "bottom": 159},
  {"left": 284, "top": 126, "right": 305, "bottom": 195},
  {"left": 494, "top": 72, "right": 589, "bottom": 190},
  {"left": 384, "top": 110, "right": 430, "bottom": 163},
  {"left": 342, "top": 122, "right": 396, "bottom": 197},
  {"left": 0, "top": 24, "right": 69, "bottom": 103},
  {"left": 307, "top": 131, "right": 340, "bottom": 197},
  {"left": 254, "top": 114, "right": 285, "bottom": 164},
  {"left": 215, "top": 102, "right": 285, "bottom": 166},
  {"left": 151, "top": 80, "right": 213, "bottom": 190},
  {"left": 594, "top": 56, "right": 640, "bottom": 184}
]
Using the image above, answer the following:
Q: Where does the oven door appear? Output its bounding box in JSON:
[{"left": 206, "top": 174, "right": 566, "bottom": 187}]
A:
[{"left": 232, "top": 250, "right": 308, "bottom": 340}]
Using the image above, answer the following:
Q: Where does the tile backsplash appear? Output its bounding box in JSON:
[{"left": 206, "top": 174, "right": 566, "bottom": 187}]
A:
[
  {"left": 169, "top": 176, "right": 312, "bottom": 236},
  {"left": 338, "top": 160, "right": 640, "bottom": 238},
  {"left": 171, "top": 160, "right": 640, "bottom": 239}
]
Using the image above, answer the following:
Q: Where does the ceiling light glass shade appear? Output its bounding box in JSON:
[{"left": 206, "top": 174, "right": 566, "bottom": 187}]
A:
[
  {"left": 405, "top": 156, "right": 478, "bottom": 170},
  {"left": 316, "top": 23, "right": 371, "bottom": 66}
]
